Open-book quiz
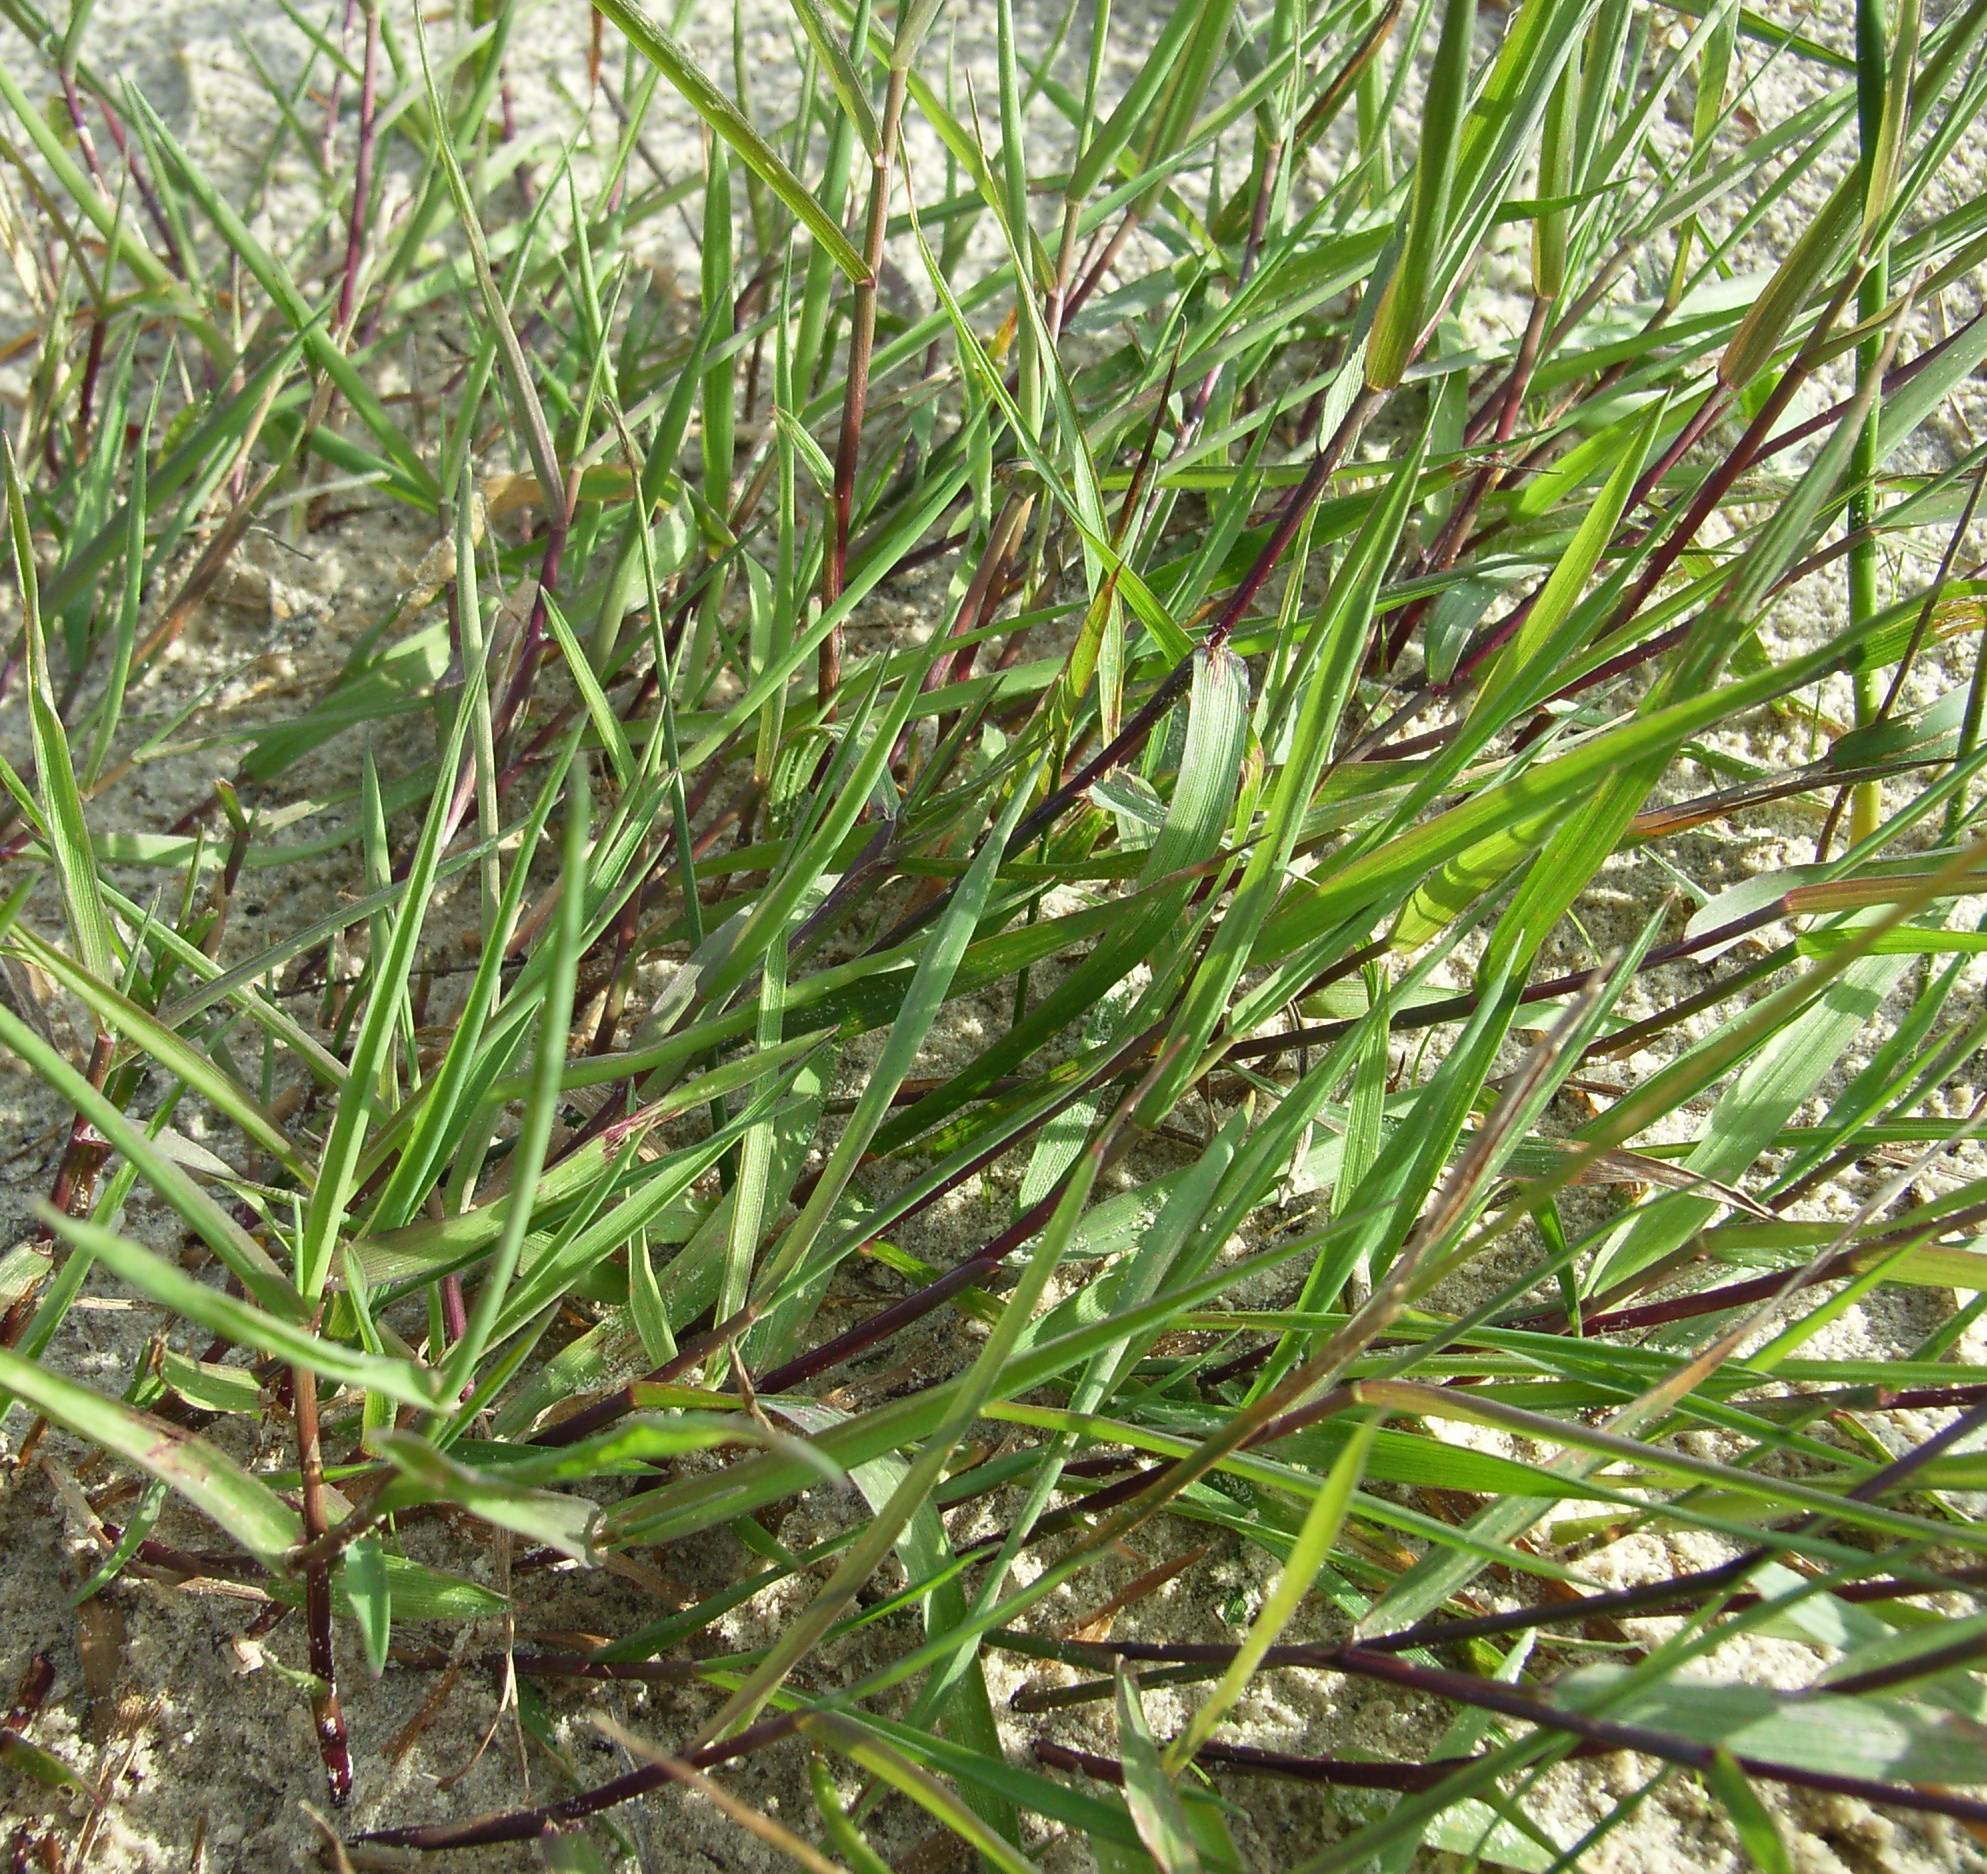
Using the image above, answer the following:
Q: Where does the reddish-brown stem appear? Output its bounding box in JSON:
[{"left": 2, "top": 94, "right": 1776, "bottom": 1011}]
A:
[
  {"left": 587, "top": 881, "right": 643, "bottom": 1056},
  {"left": 488, "top": 483, "right": 575, "bottom": 760},
  {"left": 1006, "top": 385, "right": 1382, "bottom": 858},
  {"left": 1063, "top": 211, "right": 1142, "bottom": 326},
  {"left": 1491, "top": 294, "right": 1551, "bottom": 442},
  {"left": 1630, "top": 382, "right": 1729, "bottom": 511},
  {"left": 1225, "top": 898, "right": 1788, "bottom": 1065},
  {"left": 45, "top": 71, "right": 113, "bottom": 468},
  {"left": 440, "top": 1275, "right": 469, "bottom": 1346},
  {"left": 528, "top": 1307, "right": 759, "bottom": 1449},
  {"left": 72, "top": 309, "right": 106, "bottom": 458},
  {"left": 917, "top": 495, "right": 1031, "bottom": 705},
  {"left": 1819, "top": 1626, "right": 1987, "bottom": 1699},
  {"left": 91, "top": 98, "right": 184, "bottom": 277},
  {"left": 1460, "top": 297, "right": 1557, "bottom": 450},
  {"left": 293, "top": 1365, "right": 352, "bottom": 1805},
  {"left": 320, "top": 0, "right": 358, "bottom": 169},
  {"left": 1384, "top": 294, "right": 1551, "bottom": 668},
  {"left": 196, "top": 807, "right": 253, "bottom": 960},
  {"left": 821, "top": 66, "right": 909, "bottom": 712},
  {"left": 1513, "top": 1208, "right": 1987, "bottom": 1337},
  {"left": 57, "top": 67, "right": 112, "bottom": 205},
  {"left": 335, "top": 2, "right": 380, "bottom": 333},
  {"left": 353, "top": 1714, "right": 798, "bottom": 1848},
  {"left": 1001, "top": 1556, "right": 1987, "bottom": 1693},
  {"left": 1324, "top": 1644, "right": 1987, "bottom": 1827},
  {"left": 1179, "top": 142, "right": 1283, "bottom": 444},
  {"left": 1042, "top": 1644, "right": 1987, "bottom": 1825},
  {"left": 44, "top": 1029, "right": 114, "bottom": 1223},
  {"left": 1036, "top": 1737, "right": 1482, "bottom": 1791},
  {"left": 3, "top": 1031, "right": 116, "bottom": 1348}
]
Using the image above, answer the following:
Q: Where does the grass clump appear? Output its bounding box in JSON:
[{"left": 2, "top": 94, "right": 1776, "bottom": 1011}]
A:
[{"left": 4, "top": 0, "right": 1987, "bottom": 1867}]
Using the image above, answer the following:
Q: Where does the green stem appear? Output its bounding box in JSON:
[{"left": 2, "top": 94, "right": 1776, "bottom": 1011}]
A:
[{"left": 1849, "top": 0, "right": 1892, "bottom": 844}]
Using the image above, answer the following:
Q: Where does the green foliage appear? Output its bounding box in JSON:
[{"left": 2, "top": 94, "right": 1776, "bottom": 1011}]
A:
[{"left": 3, "top": 0, "right": 1986, "bottom": 1866}]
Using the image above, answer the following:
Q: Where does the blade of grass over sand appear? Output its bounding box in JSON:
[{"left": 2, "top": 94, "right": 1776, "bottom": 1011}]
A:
[
  {"left": 592, "top": 0, "right": 866, "bottom": 281},
  {"left": 0, "top": 1345, "right": 301, "bottom": 1569},
  {"left": 6, "top": 441, "right": 115, "bottom": 994}
]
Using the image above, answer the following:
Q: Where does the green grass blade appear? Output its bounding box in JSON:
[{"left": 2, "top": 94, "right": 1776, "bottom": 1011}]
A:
[{"left": 592, "top": 0, "right": 868, "bottom": 281}]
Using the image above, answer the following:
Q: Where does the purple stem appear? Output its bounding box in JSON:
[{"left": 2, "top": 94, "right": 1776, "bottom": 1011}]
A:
[{"left": 335, "top": 2, "right": 380, "bottom": 333}]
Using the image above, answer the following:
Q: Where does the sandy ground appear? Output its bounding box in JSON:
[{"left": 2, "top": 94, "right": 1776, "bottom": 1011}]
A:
[{"left": 3, "top": 1, "right": 1987, "bottom": 1870}]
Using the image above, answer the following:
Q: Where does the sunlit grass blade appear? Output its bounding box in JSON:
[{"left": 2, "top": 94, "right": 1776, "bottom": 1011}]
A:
[
  {"left": 592, "top": 0, "right": 867, "bottom": 280},
  {"left": 0, "top": 1345, "right": 300, "bottom": 1569}
]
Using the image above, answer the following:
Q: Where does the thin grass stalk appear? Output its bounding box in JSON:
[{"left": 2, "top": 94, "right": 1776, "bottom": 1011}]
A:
[
  {"left": 1179, "top": 137, "right": 1283, "bottom": 448},
  {"left": 1383, "top": 293, "right": 1550, "bottom": 669},
  {"left": 1041, "top": 1657, "right": 1987, "bottom": 1827},
  {"left": 334, "top": 0, "right": 379, "bottom": 333},
  {"left": 484, "top": 486, "right": 574, "bottom": 772},
  {"left": 1944, "top": 476, "right": 1987, "bottom": 840},
  {"left": 1326, "top": 1644, "right": 1987, "bottom": 1828},
  {"left": 1037, "top": 1736, "right": 1486, "bottom": 1791},
  {"left": 821, "top": 64, "right": 908, "bottom": 713},
  {"left": 1303, "top": 0, "right": 1403, "bottom": 170},
  {"left": 54, "top": 27, "right": 111, "bottom": 212},
  {"left": 292, "top": 1362, "right": 352, "bottom": 1805},
  {"left": 1847, "top": 0, "right": 1914, "bottom": 842},
  {"left": 69, "top": 304, "right": 105, "bottom": 463},
  {"left": 998, "top": 1555, "right": 1987, "bottom": 1692},
  {"left": 354, "top": 1712, "right": 799, "bottom": 1849},
  {"left": 76, "top": 88, "right": 185, "bottom": 274},
  {"left": 1062, "top": 211, "right": 1139, "bottom": 327},
  {"left": 1559, "top": 1238, "right": 1981, "bottom": 1335},
  {"left": 1817, "top": 1627, "right": 1987, "bottom": 1698},
  {"left": 1040, "top": 0, "right": 1110, "bottom": 344},
  {"left": 1819, "top": 466, "right": 1984, "bottom": 861},
  {"left": 1229, "top": 892, "right": 1791, "bottom": 1068},
  {"left": 319, "top": 0, "right": 357, "bottom": 170},
  {"left": 0, "top": 1031, "right": 115, "bottom": 1350},
  {"left": 1005, "top": 383, "right": 1381, "bottom": 857},
  {"left": 610, "top": 409, "right": 705, "bottom": 955}
]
